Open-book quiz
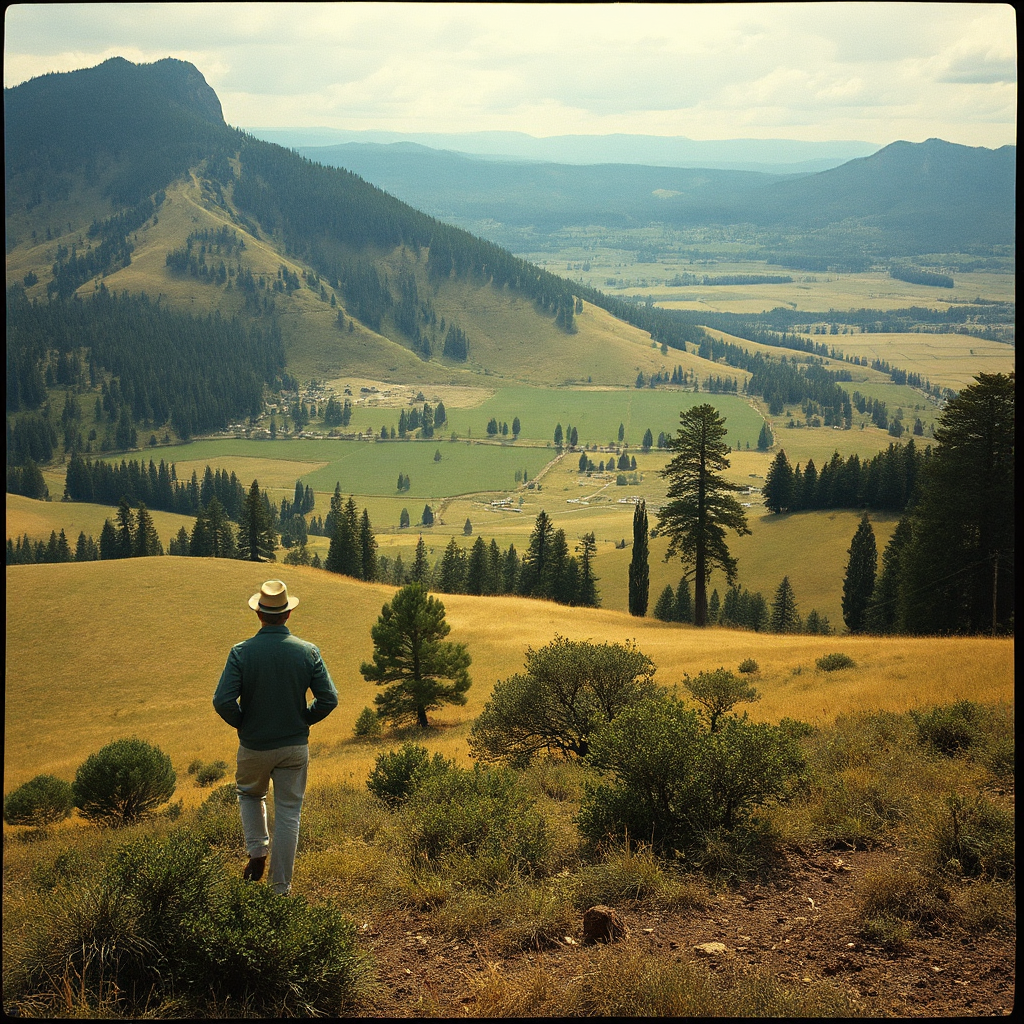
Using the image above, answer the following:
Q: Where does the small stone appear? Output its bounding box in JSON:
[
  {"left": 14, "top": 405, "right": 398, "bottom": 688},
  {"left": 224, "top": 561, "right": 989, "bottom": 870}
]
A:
[
  {"left": 582, "top": 905, "right": 628, "bottom": 944},
  {"left": 694, "top": 942, "right": 728, "bottom": 956}
]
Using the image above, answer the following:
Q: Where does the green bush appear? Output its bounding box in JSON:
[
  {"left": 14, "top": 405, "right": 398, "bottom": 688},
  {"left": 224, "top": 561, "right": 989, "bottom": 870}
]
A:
[
  {"left": 194, "top": 760, "right": 228, "bottom": 787},
  {"left": 73, "top": 737, "right": 176, "bottom": 825},
  {"left": 815, "top": 652, "right": 856, "bottom": 672},
  {"left": 401, "top": 762, "right": 549, "bottom": 875},
  {"left": 366, "top": 743, "right": 451, "bottom": 807},
  {"left": 681, "top": 668, "right": 760, "bottom": 732},
  {"left": 4, "top": 774, "right": 74, "bottom": 826},
  {"left": 918, "top": 792, "right": 1015, "bottom": 880},
  {"left": 13, "top": 829, "right": 371, "bottom": 1016},
  {"left": 354, "top": 706, "right": 382, "bottom": 738},
  {"left": 737, "top": 658, "right": 759, "bottom": 674},
  {"left": 469, "top": 637, "right": 658, "bottom": 766},
  {"left": 910, "top": 700, "right": 985, "bottom": 755},
  {"left": 579, "top": 697, "right": 804, "bottom": 857}
]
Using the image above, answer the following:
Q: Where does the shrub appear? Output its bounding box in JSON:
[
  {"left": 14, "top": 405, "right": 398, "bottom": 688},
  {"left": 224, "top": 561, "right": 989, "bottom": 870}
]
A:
[
  {"left": 353, "top": 706, "right": 382, "bottom": 739},
  {"left": 194, "top": 760, "right": 228, "bottom": 787},
  {"left": 401, "top": 761, "right": 549, "bottom": 875},
  {"left": 917, "top": 792, "right": 1015, "bottom": 880},
  {"left": 910, "top": 700, "right": 985, "bottom": 755},
  {"left": 366, "top": 743, "right": 451, "bottom": 806},
  {"left": 470, "top": 637, "right": 658, "bottom": 765},
  {"left": 13, "top": 829, "right": 371, "bottom": 1016},
  {"left": 815, "top": 652, "right": 856, "bottom": 672},
  {"left": 4, "top": 774, "right": 75, "bottom": 826},
  {"left": 72, "top": 737, "right": 176, "bottom": 825},
  {"left": 681, "top": 667, "right": 760, "bottom": 732},
  {"left": 579, "top": 697, "right": 804, "bottom": 856},
  {"left": 737, "top": 658, "right": 759, "bottom": 674}
]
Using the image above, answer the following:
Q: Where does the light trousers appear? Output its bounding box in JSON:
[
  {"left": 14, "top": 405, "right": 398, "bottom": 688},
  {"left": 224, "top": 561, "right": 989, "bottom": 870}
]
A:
[{"left": 235, "top": 743, "right": 309, "bottom": 895}]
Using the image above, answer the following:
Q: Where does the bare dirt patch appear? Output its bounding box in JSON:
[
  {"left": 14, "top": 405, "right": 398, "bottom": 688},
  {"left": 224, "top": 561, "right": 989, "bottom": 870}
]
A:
[{"left": 346, "top": 848, "right": 1014, "bottom": 1017}]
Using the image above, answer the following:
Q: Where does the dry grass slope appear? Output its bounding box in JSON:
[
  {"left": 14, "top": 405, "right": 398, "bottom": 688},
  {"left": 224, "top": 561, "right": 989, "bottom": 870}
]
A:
[{"left": 5, "top": 559, "right": 1013, "bottom": 803}]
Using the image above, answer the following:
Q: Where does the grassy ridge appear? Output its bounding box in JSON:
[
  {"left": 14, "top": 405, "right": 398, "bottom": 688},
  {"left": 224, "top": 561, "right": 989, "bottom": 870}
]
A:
[{"left": 5, "top": 559, "right": 1013, "bottom": 800}]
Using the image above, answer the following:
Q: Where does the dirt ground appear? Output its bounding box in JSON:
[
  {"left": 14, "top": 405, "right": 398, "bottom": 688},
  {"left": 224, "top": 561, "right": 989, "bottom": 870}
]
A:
[{"left": 348, "top": 848, "right": 1014, "bottom": 1017}]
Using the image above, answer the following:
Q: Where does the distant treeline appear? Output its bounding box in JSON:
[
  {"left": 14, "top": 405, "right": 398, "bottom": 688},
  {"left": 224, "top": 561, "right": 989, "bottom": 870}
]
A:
[
  {"left": 762, "top": 441, "right": 930, "bottom": 515},
  {"left": 6, "top": 285, "right": 284, "bottom": 446},
  {"left": 64, "top": 454, "right": 250, "bottom": 519},
  {"left": 667, "top": 273, "right": 794, "bottom": 286},
  {"left": 889, "top": 265, "right": 954, "bottom": 288}
]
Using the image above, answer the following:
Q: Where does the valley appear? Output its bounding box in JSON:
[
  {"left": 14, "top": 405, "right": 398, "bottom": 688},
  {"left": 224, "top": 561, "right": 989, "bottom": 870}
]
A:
[{"left": 4, "top": 54, "right": 1015, "bottom": 1020}]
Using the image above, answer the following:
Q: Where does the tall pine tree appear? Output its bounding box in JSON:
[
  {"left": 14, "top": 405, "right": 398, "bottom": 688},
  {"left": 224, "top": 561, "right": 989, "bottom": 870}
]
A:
[
  {"left": 628, "top": 499, "right": 649, "bottom": 616},
  {"left": 842, "top": 513, "right": 877, "bottom": 633}
]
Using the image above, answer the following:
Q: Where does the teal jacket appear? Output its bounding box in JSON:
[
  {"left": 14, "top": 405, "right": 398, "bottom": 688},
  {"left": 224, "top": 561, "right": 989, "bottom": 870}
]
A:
[{"left": 213, "top": 625, "right": 338, "bottom": 750}]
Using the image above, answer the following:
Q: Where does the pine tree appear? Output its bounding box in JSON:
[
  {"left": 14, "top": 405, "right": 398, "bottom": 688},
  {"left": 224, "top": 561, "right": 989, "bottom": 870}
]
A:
[
  {"left": 360, "top": 583, "right": 471, "bottom": 728},
  {"left": 238, "top": 479, "right": 277, "bottom": 562},
  {"left": 769, "top": 576, "right": 801, "bottom": 633},
  {"left": 114, "top": 496, "right": 135, "bottom": 559},
  {"left": 519, "top": 511, "right": 554, "bottom": 597},
  {"left": 628, "top": 499, "right": 650, "bottom": 616},
  {"left": 842, "top": 513, "right": 877, "bottom": 633},
  {"left": 466, "top": 536, "right": 489, "bottom": 595},
  {"left": 577, "top": 532, "right": 600, "bottom": 607},
  {"left": 657, "top": 405, "right": 750, "bottom": 626},
  {"left": 674, "top": 575, "right": 693, "bottom": 623},
  {"left": 653, "top": 585, "right": 675, "bottom": 621},
  {"left": 411, "top": 536, "right": 430, "bottom": 584},
  {"left": 437, "top": 537, "right": 467, "bottom": 594},
  {"left": 762, "top": 449, "right": 794, "bottom": 513},
  {"left": 133, "top": 503, "right": 163, "bottom": 557},
  {"left": 757, "top": 421, "right": 773, "bottom": 451},
  {"left": 421, "top": 504, "right": 434, "bottom": 527},
  {"left": 360, "top": 508, "right": 378, "bottom": 581}
]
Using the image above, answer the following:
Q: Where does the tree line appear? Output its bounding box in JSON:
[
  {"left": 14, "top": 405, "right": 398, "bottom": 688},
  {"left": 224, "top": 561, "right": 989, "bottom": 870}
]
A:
[
  {"left": 840, "top": 373, "right": 1014, "bottom": 636},
  {"left": 6, "top": 285, "right": 284, "bottom": 443},
  {"left": 762, "top": 441, "right": 928, "bottom": 515}
]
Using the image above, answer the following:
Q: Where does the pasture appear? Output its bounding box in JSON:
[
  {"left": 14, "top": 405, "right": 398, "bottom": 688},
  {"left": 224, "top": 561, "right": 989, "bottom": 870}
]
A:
[{"left": 4, "top": 558, "right": 1014, "bottom": 802}]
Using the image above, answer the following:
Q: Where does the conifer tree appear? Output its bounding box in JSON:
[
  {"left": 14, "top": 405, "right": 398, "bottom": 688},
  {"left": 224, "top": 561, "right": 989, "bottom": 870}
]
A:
[
  {"left": 769, "top": 576, "right": 801, "bottom": 633},
  {"left": 360, "top": 508, "right": 378, "bottom": 581},
  {"left": 115, "top": 496, "right": 135, "bottom": 559},
  {"left": 437, "top": 538, "right": 467, "bottom": 594},
  {"left": 238, "top": 480, "right": 277, "bottom": 562},
  {"left": 577, "top": 532, "right": 600, "bottom": 607},
  {"left": 674, "top": 575, "right": 693, "bottom": 623},
  {"left": 411, "top": 536, "right": 430, "bottom": 584},
  {"left": 360, "top": 583, "right": 471, "bottom": 728},
  {"left": 657, "top": 405, "right": 750, "bottom": 626},
  {"left": 628, "top": 499, "right": 650, "bottom": 617},
  {"left": 466, "top": 536, "right": 489, "bottom": 596},
  {"left": 762, "top": 449, "right": 794, "bottom": 513},
  {"left": 653, "top": 585, "right": 675, "bottom": 621},
  {"left": 519, "top": 511, "right": 554, "bottom": 597},
  {"left": 842, "top": 513, "right": 877, "bottom": 633},
  {"left": 132, "top": 503, "right": 163, "bottom": 557}
]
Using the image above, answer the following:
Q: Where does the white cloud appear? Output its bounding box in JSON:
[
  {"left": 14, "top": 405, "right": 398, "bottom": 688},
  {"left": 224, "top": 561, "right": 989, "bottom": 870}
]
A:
[{"left": 3, "top": 2, "right": 1016, "bottom": 146}]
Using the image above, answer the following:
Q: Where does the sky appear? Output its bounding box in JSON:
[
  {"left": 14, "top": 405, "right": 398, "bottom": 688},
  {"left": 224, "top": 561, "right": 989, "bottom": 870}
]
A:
[{"left": 3, "top": 2, "right": 1017, "bottom": 148}]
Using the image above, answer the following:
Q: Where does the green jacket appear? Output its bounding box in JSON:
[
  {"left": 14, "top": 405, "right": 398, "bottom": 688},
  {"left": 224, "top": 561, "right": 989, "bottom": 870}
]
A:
[{"left": 213, "top": 625, "right": 338, "bottom": 750}]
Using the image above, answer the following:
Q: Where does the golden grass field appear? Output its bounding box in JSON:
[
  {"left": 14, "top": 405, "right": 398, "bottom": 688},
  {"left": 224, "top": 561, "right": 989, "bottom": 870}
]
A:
[{"left": 5, "top": 558, "right": 1013, "bottom": 809}]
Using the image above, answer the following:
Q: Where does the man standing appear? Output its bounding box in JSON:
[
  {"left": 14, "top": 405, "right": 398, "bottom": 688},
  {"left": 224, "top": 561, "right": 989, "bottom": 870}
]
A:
[{"left": 214, "top": 580, "right": 338, "bottom": 895}]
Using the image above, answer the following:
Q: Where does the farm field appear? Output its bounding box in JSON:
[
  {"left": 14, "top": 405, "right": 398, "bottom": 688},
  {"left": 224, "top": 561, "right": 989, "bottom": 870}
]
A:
[
  {"left": 5, "top": 558, "right": 1014, "bottom": 800},
  {"left": 528, "top": 247, "right": 1014, "bottom": 311}
]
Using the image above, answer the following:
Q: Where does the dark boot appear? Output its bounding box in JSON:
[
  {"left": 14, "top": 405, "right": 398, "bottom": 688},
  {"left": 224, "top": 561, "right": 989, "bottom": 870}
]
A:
[{"left": 243, "top": 855, "right": 267, "bottom": 881}]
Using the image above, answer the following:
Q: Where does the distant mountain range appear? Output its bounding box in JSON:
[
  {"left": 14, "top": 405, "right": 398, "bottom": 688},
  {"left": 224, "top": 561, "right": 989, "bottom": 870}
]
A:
[
  {"left": 246, "top": 128, "right": 879, "bottom": 174},
  {"left": 290, "top": 137, "right": 1015, "bottom": 259}
]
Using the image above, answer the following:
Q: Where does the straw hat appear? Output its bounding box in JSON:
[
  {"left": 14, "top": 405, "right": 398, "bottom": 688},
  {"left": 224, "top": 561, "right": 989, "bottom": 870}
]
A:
[{"left": 248, "top": 580, "right": 300, "bottom": 614}]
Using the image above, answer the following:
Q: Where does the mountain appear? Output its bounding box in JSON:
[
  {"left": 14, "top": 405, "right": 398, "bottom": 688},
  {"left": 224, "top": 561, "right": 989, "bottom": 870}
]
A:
[
  {"left": 248, "top": 127, "right": 879, "bottom": 173},
  {"left": 296, "top": 137, "right": 1015, "bottom": 260},
  {"left": 5, "top": 57, "right": 686, "bottom": 403}
]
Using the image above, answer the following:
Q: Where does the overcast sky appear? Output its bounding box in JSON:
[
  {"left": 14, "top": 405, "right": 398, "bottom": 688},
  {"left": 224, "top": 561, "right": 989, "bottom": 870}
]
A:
[{"left": 3, "top": 2, "right": 1016, "bottom": 148}]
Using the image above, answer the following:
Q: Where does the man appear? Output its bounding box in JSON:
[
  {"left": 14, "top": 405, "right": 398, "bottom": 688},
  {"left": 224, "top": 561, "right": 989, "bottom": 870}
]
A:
[{"left": 213, "top": 579, "right": 338, "bottom": 895}]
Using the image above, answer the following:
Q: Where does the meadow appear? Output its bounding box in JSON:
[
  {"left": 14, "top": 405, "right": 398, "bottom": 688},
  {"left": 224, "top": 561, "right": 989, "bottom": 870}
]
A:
[{"left": 4, "top": 558, "right": 1013, "bottom": 799}]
